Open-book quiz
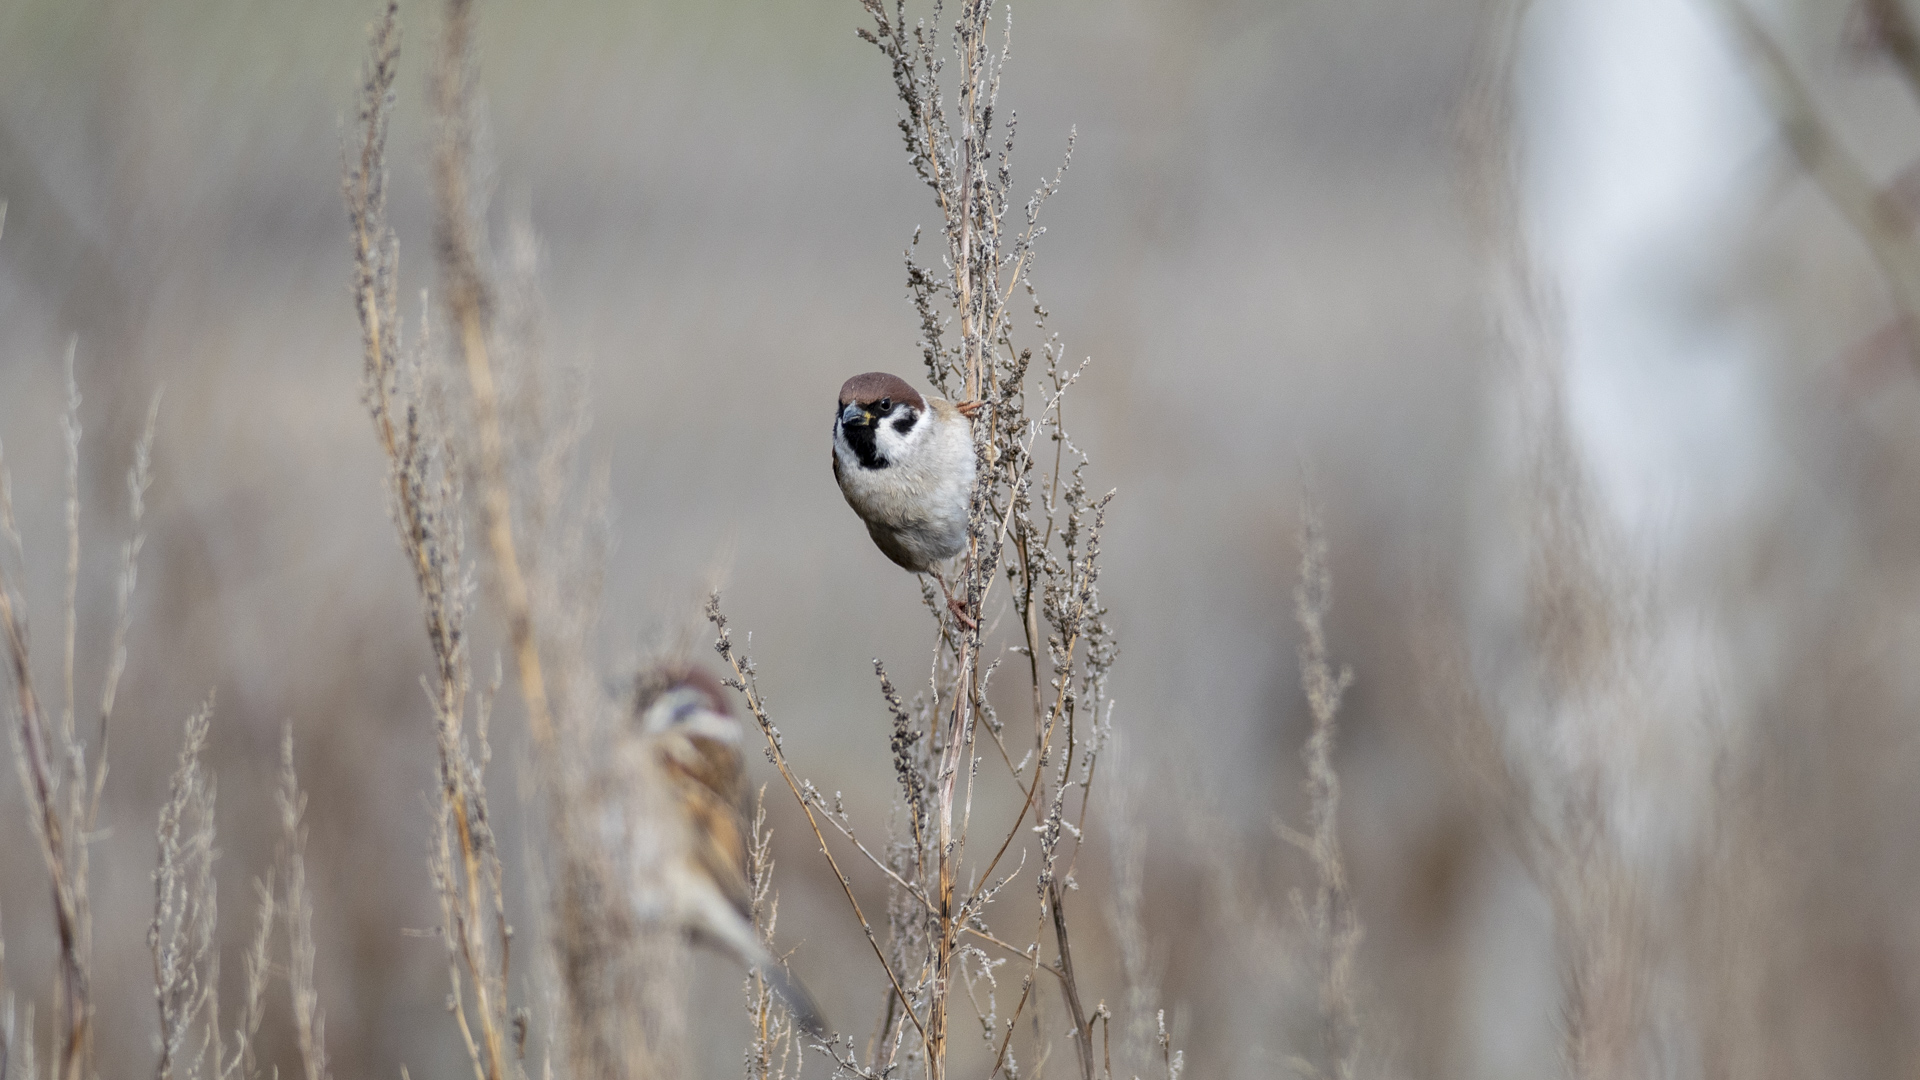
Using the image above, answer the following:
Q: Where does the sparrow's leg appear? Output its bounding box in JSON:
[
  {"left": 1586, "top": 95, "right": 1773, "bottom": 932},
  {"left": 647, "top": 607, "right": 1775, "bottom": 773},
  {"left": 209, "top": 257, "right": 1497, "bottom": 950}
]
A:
[
  {"left": 931, "top": 569, "right": 978, "bottom": 630},
  {"left": 955, "top": 399, "right": 985, "bottom": 419}
]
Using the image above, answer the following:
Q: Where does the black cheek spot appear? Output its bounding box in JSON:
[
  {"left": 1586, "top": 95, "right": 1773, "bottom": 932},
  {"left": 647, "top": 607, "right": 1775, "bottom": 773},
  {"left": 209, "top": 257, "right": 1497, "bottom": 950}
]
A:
[{"left": 892, "top": 412, "right": 916, "bottom": 436}]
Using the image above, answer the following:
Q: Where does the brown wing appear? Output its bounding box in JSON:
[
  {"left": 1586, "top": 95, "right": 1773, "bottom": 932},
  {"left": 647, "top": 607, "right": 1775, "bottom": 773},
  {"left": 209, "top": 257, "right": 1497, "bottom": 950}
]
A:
[{"left": 661, "top": 730, "right": 752, "bottom": 919}]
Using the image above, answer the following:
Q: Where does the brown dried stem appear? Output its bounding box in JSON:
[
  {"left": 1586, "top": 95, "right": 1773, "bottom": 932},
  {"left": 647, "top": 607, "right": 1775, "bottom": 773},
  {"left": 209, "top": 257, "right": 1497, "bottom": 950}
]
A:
[
  {"left": 345, "top": 7, "right": 523, "bottom": 1079},
  {"left": 430, "top": 0, "right": 556, "bottom": 756}
]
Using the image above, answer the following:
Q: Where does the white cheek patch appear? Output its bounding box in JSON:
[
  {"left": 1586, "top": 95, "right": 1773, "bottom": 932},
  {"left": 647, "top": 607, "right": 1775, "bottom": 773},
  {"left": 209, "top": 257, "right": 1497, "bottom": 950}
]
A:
[{"left": 873, "top": 410, "right": 923, "bottom": 460}]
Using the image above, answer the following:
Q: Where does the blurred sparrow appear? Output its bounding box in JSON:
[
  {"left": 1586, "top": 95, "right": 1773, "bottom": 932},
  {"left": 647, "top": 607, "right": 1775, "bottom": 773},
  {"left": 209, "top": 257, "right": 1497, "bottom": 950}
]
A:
[
  {"left": 831, "top": 371, "right": 982, "bottom": 625},
  {"left": 630, "top": 668, "right": 827, "bottom": 1037}
]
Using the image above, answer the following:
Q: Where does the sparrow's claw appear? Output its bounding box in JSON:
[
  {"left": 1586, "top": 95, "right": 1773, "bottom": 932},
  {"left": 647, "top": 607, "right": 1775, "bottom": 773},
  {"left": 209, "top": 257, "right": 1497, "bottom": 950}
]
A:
[
  {"left": 932, "top": 571, "right": 979, "bottom": 630},
  {"left": 948, "top": 595, "right": 979, "bottom": 630},
  {"left": 955, "top": 399, "right": 985, "bottom": 419}
]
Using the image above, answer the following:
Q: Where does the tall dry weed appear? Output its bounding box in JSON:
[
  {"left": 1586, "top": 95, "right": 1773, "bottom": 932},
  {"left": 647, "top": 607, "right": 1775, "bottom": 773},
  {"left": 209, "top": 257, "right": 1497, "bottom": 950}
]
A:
[{"left": 0, "top": 355, "right": 329, "bottom": 1079}]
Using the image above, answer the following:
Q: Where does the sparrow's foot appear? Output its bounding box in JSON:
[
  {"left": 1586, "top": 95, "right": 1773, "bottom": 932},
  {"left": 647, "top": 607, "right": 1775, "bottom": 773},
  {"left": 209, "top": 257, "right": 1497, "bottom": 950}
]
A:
[
  {"left": 948, "top": 595, "right": 979, "bottom": 630},
  {"left": 955, "top": 399, "right": 985, "bottom": 419},
  {"left": 932, "top": 571, "right": 979, "bottom": 630}
]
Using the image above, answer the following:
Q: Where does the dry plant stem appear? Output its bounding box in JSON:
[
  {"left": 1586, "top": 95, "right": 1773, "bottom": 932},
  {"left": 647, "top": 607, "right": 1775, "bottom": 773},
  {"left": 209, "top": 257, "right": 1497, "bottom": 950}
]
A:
[
  {"left": 743, "top": 794, "right": 804, "bottom": 1080},
  {"left": 1708, "top": 0, "right": 1920, "bottom": 357},
  {"left": 233, "top": 875, "right": 276, "bottom": 1080},
  {"left": 1047, "top": 882, "right": 1094, "bottom": 1080},
  {"left": 147, "top": 694, "right": 274, "bottom": 1080},
  {"left": 431, "top": 0, "right": 556, "bottom": 755},
  {"left": 357, "top": 0, "right": 688, "bottom": 1072},
  {"left": 1460, "top": 3, "right": 1662, "bottom": 1072},
  {"left": 346, "top": 7, "right": 522, "bottom": 1078},
  {"left": 1289, "top": 497, "right": 1360, "bottom": 1080},
  {"left": 707, "top": 598, "right": 929, "bottom": 1048},
  {"left": 279, "top": 729, "right": 331, "bottom": 1080},
  {"left": 91, "top": 393, "right": 158, "bottom": 827},
  {"left": 150, "top": 698, "right": 217, "bottom": 1080},
  {"left": 984, "top": 976, "right": 1031, "bottom": 1080},
  {"left": 0, "top": 348, "right": 157, "bottom": 1080},
  {"left": 1, "top": 537, "right": 88, "bottom": 1080},
  {"left": 1, "top": 365, "right": 160, "bottom": 1080}
]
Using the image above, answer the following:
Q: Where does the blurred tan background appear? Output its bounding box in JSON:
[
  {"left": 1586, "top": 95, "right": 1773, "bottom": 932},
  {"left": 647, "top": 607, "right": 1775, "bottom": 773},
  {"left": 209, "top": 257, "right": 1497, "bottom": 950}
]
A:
[{"left": 2, "top": 0, "right": 1917, "bottom": 1076}]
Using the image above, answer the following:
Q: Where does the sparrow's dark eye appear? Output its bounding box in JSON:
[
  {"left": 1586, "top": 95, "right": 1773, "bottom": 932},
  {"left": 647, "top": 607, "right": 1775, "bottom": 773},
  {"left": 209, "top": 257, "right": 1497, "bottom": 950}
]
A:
[{"left": 877, "top": 397, "right": 892, "bottom": 413}]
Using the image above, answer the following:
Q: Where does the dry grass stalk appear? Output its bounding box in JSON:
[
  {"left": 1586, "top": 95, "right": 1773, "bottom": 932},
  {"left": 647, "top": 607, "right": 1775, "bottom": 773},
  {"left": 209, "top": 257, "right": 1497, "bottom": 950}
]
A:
[
  {"left": 1282, "top": 496, "right": 1361, "bottom": 1080},
  {"left": 345, "top": 6, "right": 529, "bottom": 1079},
  {"left": 149, "top": 699, "right": 279, "bottom": 1080},
  {"left": 149, "top": 698, "right": 219, "bottom": 1080},
  {"left": 429, "top": 0, "right": 555, "bottom": 757},
  {"left": 231, "top": 880, "right": 275, "bottom": 1080},
  {"left": 427, "top": 0, "right": 678, "bottom": 1067},
  {"left": 743, "top": 792, "right": 804, "bottom": 1080},
  {"left": 0, "top": 351, "right": 96, "bottom": 1080},
  {"left": 1452, "top": 5, "right": 1669, "bottom": 1075},
  {"left": 0, "top": 357, "right": 305, "bottom": 1080},
  {"left": 279, "top": 729, "right": 332, "bottom": 1080},
  {"left": 348, "top": 0, "right": 689, "bottom": 1072},
  {"left": 709, "top": 603, "right": 926, "bottom": 1053},
  {"left": 0, "top": 349, "right": 310, "bottom": 1080},
  {"left": 0, "top": 351, "right": 158, "bottom": 1080}
]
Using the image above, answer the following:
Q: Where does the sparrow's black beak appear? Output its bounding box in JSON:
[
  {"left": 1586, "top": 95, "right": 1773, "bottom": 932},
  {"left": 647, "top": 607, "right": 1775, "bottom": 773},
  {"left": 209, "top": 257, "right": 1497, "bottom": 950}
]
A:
[{"left": 840, "top": 402, "right": 873, "bottom": 428}]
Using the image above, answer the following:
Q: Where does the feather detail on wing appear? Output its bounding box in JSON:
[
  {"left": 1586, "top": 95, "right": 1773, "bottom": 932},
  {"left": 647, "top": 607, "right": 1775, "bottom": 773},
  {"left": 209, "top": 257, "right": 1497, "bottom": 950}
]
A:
[{"left": 658, "top": 728, "right": 752, "bottom": 919}]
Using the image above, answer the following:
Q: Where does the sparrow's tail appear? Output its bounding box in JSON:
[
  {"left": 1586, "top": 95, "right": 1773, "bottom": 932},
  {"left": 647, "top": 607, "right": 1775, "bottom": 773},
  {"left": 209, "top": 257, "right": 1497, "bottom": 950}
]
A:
[
  {"left": 754, "top": 960, "right": 828, "bottom": 1040},
  {"left": 692, "top": 900, "right": 830, "bottom": 1039}
]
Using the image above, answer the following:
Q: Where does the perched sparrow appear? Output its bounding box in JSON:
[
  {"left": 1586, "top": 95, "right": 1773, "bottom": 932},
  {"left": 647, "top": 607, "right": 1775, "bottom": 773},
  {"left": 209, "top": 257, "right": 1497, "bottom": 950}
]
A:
[
  {"left": 831, "top": 371, "right": 981, "bottom": 623},
  {"left": 628, "top": 668, "right": 826, "bottom": 1037}
]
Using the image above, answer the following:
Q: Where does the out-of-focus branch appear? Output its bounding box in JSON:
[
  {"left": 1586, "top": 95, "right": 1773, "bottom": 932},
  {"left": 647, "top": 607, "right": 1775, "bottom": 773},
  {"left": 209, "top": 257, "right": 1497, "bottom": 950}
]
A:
[
  {"left": 346, "top": 6, "right": 525, "bottom": 1079},
  {"left": 1458, "top": 4, "right": 1666, "bottom": 1073},
  {"left": 1862, "top": 0, "right": 1920, "bottom": 102},
  {"left": 1710, "top": 0, "right": 1920, "bottom": 359},
  {"left": 430, "top": 0, "right": 555, "bottom": 755},
  {"left": 1287, "top": 495, "right": 1361, "bottom": 1080}
]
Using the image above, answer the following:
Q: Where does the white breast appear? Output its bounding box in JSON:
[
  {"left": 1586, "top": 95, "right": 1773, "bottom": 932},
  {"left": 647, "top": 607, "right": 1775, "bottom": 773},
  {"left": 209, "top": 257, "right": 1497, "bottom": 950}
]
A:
[{"left": 834, "top": 403, "right": 975, "bottom": 573}]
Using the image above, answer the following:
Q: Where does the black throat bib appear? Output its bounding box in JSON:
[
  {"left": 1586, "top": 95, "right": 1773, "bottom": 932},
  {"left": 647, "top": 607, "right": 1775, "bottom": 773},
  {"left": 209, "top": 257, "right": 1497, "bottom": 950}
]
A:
[{"left": 841, "top": 417, "right": 888, "bottom": 470}]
